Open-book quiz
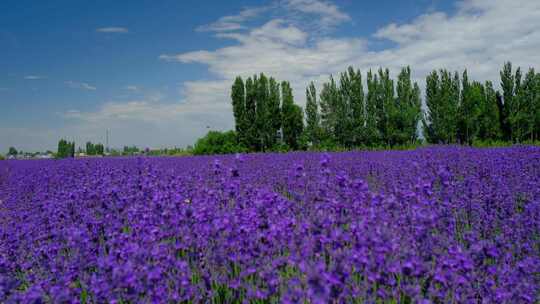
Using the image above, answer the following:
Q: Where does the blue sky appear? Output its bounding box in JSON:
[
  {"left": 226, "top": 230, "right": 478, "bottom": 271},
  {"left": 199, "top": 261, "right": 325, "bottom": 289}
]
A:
[{"left": 1, "top": 0, "right": 539, "bottom": 152}]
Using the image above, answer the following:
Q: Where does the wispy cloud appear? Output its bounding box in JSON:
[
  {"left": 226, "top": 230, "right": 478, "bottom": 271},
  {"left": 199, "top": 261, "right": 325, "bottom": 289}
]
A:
[
  {"left": 63, "top": 109, "right": 82, "bottom": 119},
  {"left": 284, "top": 0, "right": 351, "bottom": 30},
  {"left": 196, "top": 0, "right": 350, "bottom": 34},
  {"left": 96, "top": 27, "right": 129, "bottom": 33},
  {"left": 65, "top": 81, "right": 97, "bottom": 91},
  {"left": 125, "top": 85, "right": 139, "bottom": 91},
  {"left": 24, "top": 75, "right": 45, "bottom": 80},
  {"left": 196, "top": 6, "right": 270, "bottom": 32}
]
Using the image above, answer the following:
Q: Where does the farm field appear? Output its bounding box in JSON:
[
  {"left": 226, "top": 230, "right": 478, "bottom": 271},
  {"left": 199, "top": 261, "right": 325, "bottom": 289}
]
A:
[{"left": 1, "top": 147, "right": 539, "bottom": 303}]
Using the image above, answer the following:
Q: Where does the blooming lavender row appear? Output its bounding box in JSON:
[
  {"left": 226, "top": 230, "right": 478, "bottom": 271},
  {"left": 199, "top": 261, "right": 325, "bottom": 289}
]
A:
[{"left": 1, "top": 147, "right": 539, "bottom": 303}]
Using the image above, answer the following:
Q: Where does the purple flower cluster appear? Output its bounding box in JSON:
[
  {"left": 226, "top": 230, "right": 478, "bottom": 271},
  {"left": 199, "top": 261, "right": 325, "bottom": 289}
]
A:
[{"left": 1, "top": 147, "right": 539, "bottom": 303}]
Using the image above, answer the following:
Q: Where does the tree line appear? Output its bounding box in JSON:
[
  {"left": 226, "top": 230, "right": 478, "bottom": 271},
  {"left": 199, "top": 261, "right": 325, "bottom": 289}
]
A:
[
  {"left": 223, "top": 62, "right": 540, "bottom": 153},
  {"left": 231, "top": 74, "right": 304, "bottom": 151},
  {"left": 57, "top": 139, "right": 75, "bottom": 158},
  {"left": 424, "top": 63, "right": 540, "bottom": 144},
  {"left": 85, "top": 142, "right": 105, "bottom": 156}
]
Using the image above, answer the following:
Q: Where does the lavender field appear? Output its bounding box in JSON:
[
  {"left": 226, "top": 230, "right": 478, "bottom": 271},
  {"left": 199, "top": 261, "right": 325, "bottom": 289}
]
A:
[{"left": 1, "top": 147, "right": 539, "bottom": 303}]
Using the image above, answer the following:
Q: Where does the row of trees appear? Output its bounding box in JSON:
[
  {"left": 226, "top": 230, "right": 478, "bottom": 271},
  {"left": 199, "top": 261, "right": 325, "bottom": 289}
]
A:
[
  {"left": 230, "top": 67, "right": 422, "bottom": 150},
  {"left": 231, "top": 74, "right": 304, "bottom": 151},
  {"left": 57, "top": 139, "right": 75, "bottom": 158},
  {"left": 85, "top": 142, "right": 105, "bottom": 156},
  {"left": 305, "top": 66, "right": 422, "bottom": 148},
  {"left": 424, "top": 63, "right": 540, "bottom": 144},
  {"left": 229, "top": 62, "right": 539, "bottom": 152}
]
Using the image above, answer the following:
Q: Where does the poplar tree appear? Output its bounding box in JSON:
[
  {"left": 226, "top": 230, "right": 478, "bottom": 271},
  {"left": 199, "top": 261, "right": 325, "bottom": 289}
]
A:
[
  {"left": 423, "top": 69, "right": 459, "bottom": 144},
  {"left": 365, "top": 70, "right": 381, "bottom": 145},
  {"left": 339, "top": 66, "right": 364, "bottom": 147},
  {"left": 458, "top": 70, "right": 481, "bottom": 145},
  {"left": 57, "top": 139, "right": 75, "bottom": 158},
  {"left": 281, "top": 81, "right": 303, "bottom": 149},
  {"left": 86, "top": 142, "right": 95, "bottom": 155},
  {"left": 500, "top": 62, "right": 515, "bottom": 141},
  {"left": 95, "top": 143, "right": 104, "bottom": 155},
  {"left": 255, "top": 73, "right": 269, "bottom": 151},
  {"left": 423, "top": 70, "right": 440, "bottom": 143},
  {"left": 268, "top": 77, "right": 281, "bottom": 146},
  {"left": 70, "top": 142, "right": 75, "bottom": 157},
  {"left": 396, "top": 66, "right": 421, "bottom": 145},
  {"left": 533, "top": 73, "right": 540, "bottom": 140},
  {"left": 231, "top": 76, "right": 246, "bottom": 146},
  {"left": 376, "top": 68, "right": 395, "bottom": 145},
  {"left": 519, "top": 68, "right": 537, "bottom": 141},
  {"left": 305, "top": 81, "right": 321, "bottom": 147},
  {"left": 244, "top": 77, "right": 257, "bottom": 150},
  {"left": 513, "top": 67, "right": 524, "bottom": 142},
  {"left": 477, "top": 81, "right": 501, "bottom": 141},
  {"left": 57, "top": 139, "right": 67, "bottom": 158},
  {"left": 319, "top": 76, "right": 340, "bottom": 142}
]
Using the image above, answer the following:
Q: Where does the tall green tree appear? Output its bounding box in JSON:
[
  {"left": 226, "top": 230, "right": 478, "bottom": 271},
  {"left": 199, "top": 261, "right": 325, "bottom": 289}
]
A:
[
  {"left": 244, "top": 77, "right": 257, "bottom": 150},
  {"left": 57, "top": 139, "right": 75, "bottom": 158},
  {"left": 305, "top": 81, "right": 321, "bottom": 147},
  {"left": 231, "top": 76, "right": 246, "bottom": 146},
  {"left": 319, "top": 76, "right": 340, "bottom": 143},
  {"left": 500, "top": 62, "right": 516, "bottom": 141},
  {"left": 375, "top": 68, "right": 396, "bottom": 145},
  {"left": 281, "top": 81, "right": 304, "bottom": 149},
  {"left": 267, "top": 77, "right": 281, "bottom": 147},
  {"left": 339, "top": 66, "right": 364, "bottom": 147},
  {"left": 423, "top": 69, "right": 460, "bottom": 144},
  {"left": 477, "top": 81, "right": 501, "bottom": 141},
  {"left": 519, "top": 68, "right": 538, "bottom": 141},
  {"left": 423, "top": 70, "right": 440, "bottom": 143},
  {"left": 458, "top": 70, "right": 481, "bottom": 145},
  {"left": 86, "top": 142, "right": 95, "bottom": 155},
  {"left": 70, "top": 142, "right": 75, "bottom": 158},
  {"left": 57, "top": 139, "right": 67, "bottom": 158},
  {"left": 512, "top": 66, "right": 525, "bottom": 142},
  {"left": 95, "top": 143, "right": 104, "bottom": 155},
  {"left": 365, "top": 70, "right": 381, "bottom": 145},
  {"left": 255, "top": 73, "right": 270, "bottom": 151},
  {"left": 395, "top": 66, "right": 421, "bottom": 145},
  {"left": 533, "top": 73, "right": 540, "bottom": 140},
  {"left": 8, "top": 147, "right": 18, "bottom": 156}
]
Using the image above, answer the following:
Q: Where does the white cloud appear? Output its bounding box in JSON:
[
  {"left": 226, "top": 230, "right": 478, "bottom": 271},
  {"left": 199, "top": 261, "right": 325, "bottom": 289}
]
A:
[
  {"left": 24, "top": 75, "right": 45, "bottom": 80},
  {"left": 284, "top": 0, "right": 351, "bottom": 29},
  {"left": 65, "top": 81, "right": 97, "bottom": 91},
  {"left": 196, "top": 6, "right": 270, "bottom": 32},
  {"left": 125, "top": 85, "right": 139, "bottom": 91},
  {"left": 161, "top": 19, "right": 365, "bottom": 82},
  {"left": 96, "top": 27, "right": 129, "bottom": 33},
  {"left": 196, "top": 0, "right": 350, "bottom": 34},
  {"left": 369, "top": 0, "right": 540, "bottom": 84},
  {"left": 63, "top": 110, "right": 82, "bottom": 119}
]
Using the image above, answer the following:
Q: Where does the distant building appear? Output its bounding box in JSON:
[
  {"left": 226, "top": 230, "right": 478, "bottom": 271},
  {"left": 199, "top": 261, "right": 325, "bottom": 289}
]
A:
[{"left": 40, "top": 153, "right": 54, "bottom": 159}]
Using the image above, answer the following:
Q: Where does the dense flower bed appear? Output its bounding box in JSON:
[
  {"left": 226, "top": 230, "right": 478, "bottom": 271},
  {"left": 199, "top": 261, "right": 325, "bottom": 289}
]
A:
[{"left": 1, "top": 147, "right": 539, "bottom": 303}]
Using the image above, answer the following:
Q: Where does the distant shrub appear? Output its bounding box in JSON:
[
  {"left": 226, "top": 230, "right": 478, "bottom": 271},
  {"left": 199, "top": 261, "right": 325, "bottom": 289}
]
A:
[{"left": 193, "top": 130, "right": 246, "bottom": 155}]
